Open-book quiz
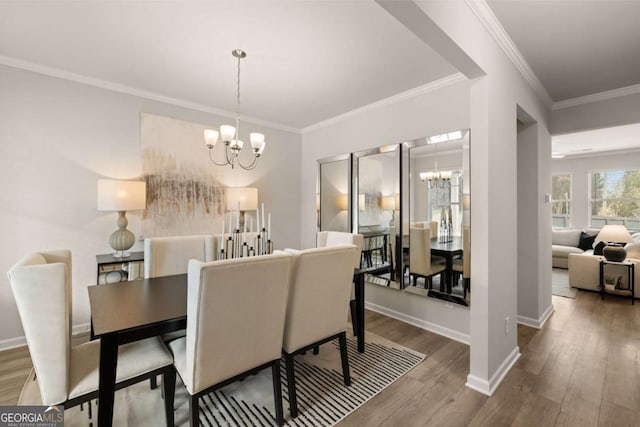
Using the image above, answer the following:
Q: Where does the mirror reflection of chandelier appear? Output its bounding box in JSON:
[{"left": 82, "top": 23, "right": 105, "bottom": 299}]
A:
[
  {"left": 203, "top": 49, "right": 266, "bottom": 170},
  {"left": 419, "top": 162, "right": 452, "bottom": 188}
]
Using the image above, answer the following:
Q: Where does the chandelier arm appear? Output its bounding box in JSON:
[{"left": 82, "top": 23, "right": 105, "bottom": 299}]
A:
[
  {"left": 208, "top": 148, "right": 232, "bottom": 167},
  {"left": 236, "top": 154, "right": 258, "bottom": 170}
]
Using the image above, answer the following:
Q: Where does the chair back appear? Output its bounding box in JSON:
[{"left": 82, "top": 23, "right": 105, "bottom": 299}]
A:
[
  {"left": 282, "top": 245, "right": 356, "bottom": 353},
  {"left": 316, "top": 231, "right": 363, "bottom": 269},
  {"left": 410, "top": 228, "right": 433, "bottom": 276},
  {"left": 144, "top": 235, "right": 215, "bottom": 278},
  {"left": 183, "top": 253, "right": 291, "bottom": 394},
  {"left": 7, "top": 250, "right": 72, "bottom": 405},
  {"left": 429, "top": 221, "right": 438, "bottom": 238},
  {"left": 463, "top": 225, "right": 470, "bottom": 279}
]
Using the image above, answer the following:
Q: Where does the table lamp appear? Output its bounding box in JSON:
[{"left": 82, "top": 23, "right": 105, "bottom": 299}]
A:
[
  {"left": 596, "top": 224, "right": 634, "bottom": 262},
  {"left": 97, "top": 179, "right": 146, "bottom": 258}
]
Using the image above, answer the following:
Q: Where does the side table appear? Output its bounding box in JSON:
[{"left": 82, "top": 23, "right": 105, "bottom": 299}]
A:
[
  {"left": 599, "top": 259, "right": 634, "bottom": 305},
  {"left": 96, "top": 251, "right": 145, "bottom": 284}
]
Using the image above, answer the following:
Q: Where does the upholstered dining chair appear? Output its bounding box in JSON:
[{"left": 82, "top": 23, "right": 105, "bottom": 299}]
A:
[
  {"left": 452, "top": 225, "right": 470, "bottom": 298},
  {"left": 409, "top": 228, "right": 446, "bottom": 288},
  {"left": 7, "top": 250, "right": 175, "bottom": 426},
  {"left": 144, "top": 234, "right": 215, "bottom": 278},
  {"left": 145, "top": 234, "right": 215, "bottom": 345},
  {"left": 168, "top": 253, "right": 292, "bottom": 427},
  {"left": 282, "top": 245, "right": 357, "bottom": 418},
  {"left": 316, "top": 231, "right": 364, "bottom": 333}
]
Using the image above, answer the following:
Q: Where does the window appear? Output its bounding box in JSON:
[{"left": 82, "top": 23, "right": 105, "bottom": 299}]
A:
[
  {"left": 429, "top": 170, "right": 462, "bottom": 236},
  {"left": 590, "top": 169, "right": 640, "bottom": 230},
  {"left": 551, "top": 173, "right": 571, "bottom": 228}
]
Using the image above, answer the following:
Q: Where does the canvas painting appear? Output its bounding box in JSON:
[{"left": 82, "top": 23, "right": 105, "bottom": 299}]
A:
[{"left": 140, "top": 113, "right": 225, "bottom": 237}]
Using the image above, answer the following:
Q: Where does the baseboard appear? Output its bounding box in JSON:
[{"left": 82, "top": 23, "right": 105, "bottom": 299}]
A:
[
  {"left": 517, "top": 304, "right": 554, "bottom": 329},
  {"left": 364, "top": 301, "right": 470, "bottom": 345},
  {"left": 466, "top": 345, "right": 521, "bottom": 396},
  {"left": 0, "top": 323, "right": 91, "bottom": 352}
]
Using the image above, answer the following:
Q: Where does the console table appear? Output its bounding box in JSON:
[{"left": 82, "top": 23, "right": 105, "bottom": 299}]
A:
[{"left": 599, "top": 259, "right": 635, "bottom": 305}]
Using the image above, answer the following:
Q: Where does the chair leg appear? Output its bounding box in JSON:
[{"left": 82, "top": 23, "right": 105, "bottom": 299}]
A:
[
  {"left": 313, "top": 346, "right": 319, "bottom": 355},
  {"left": 338, "top": 332, "right": 351, "bottom": 386},
  {"left": 349, "top": 299, "right": 358, "bottom": 336},
  {"left": 189, "top": 394, "right": 199, "bottom": 427},
  {"left": 162, "top": 368, "right": 176, "bottom": 427},
  {"left": 285, "top": 353, "right": 298, "bottom": 418},
  {"left": 271, "top": 361, "right": 284, "bottom": 427},
  {"left": 150, "top": 376, "right": 158, "bottom": 390}
]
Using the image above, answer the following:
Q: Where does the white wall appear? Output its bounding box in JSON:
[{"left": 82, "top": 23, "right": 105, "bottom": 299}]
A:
[
  {"left": 0, "top": 64, "right": 301, "bottom": 346},
  {"left": 301, "top": 79, "right": 473, "bottom": 341},
  {"left": 551, "top": 150, "right": 640, "bottom": 230}
]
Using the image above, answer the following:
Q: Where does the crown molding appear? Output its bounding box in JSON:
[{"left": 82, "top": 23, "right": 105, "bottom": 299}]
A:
[
  {"left": 0, "top": 54, "right": 301, "bottom": 134},
  {"left": 555, "top": 146, "right": 640, "bottom": 160},
  {"left": 464, "top": 0, "right": 553, "bottom": 107},
  {"left": 302, "top": 72, "right": 467, "bottom": 134},
  {"left": 552, "top": 82, "right": 640, "bottom": 110}
]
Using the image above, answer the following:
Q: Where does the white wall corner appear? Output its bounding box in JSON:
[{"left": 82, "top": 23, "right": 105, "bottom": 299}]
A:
[
  {"left": 365, "top": 301, "right": 470, "bottom": 345},
  {"left": 552, "top": 82, "right": 640, "bottom": 110},
  {"left": 0, "top": 323, "right": 91, "bottom": 352},
  {"left": 517, "top": 303, "right": 554, "bottom": 329},
  {"left": 463, "top": 0, "right": 553, "bottom": 108},
  {"left": 466, "top": 345, "right": 521, "bottom": 396}
]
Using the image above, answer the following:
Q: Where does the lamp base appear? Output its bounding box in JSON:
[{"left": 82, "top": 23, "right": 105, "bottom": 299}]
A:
[
  {"left": 112, "top": 251, "right": 132, "bottom": 258},
  {"left": 108, "top": 211, "right": 136, "bottom": 257},
  {"left": 603, "top": 244, "right": 626, "bottom": 262}
]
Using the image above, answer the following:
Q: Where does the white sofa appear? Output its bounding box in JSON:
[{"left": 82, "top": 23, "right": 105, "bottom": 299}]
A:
[
  {"left": 568, "top": 240, "right": 640, "bottom": 297},
  {"left": 552, "top": 229, "right": 598, "bottom": 269}
]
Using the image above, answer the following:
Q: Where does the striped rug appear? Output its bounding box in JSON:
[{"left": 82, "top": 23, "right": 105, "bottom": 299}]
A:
[{"left": 21, "top": 332, "right": 425, "bottom": 426}]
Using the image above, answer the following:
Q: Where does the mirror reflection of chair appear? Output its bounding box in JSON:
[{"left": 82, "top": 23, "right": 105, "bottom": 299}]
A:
[
  {"left": 452, "top": 225, "right": 470, "bottom": 298},
  {"left": 409, "top": 228, "right": 446, "bottom": 288},
  {"left": 168, "top": 254, "right": 292, "bottom": 427},
  {"left": 7, "top": 250, "right": 175, "bottom": 425},
  {"left": 281, "top": 245, "right": 357, "bottom": 418}
]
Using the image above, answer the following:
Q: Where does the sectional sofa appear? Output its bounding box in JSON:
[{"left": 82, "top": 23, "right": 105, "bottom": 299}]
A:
[{"left": 552, "top": 229, "right": 599, "bottom": 269}]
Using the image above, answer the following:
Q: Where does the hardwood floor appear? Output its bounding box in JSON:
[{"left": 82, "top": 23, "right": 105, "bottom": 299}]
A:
[{"left": 1, "top": 291, "right": 638, "bottom": 426}]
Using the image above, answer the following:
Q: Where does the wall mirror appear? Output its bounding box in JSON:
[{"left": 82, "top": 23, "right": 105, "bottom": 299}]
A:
[
  {"left": 354, "top": 144, "right": 402, "bottom": 290},
  {"left": 318, "top": 154, "right": 351, "bottom": 233},
  {"left": 404, "top": 130, "right": 470, "bottom": 306}
]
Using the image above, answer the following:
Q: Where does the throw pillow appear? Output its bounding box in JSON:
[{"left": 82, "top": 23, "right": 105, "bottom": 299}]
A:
[
  {"left": 593, "top": 241, "right": 606, "bottom": 256},
  {"left": 625, "top": 242, "right": 640, "bottom": 259},
  {"left": 578, "top": 232, "right": 596, "bottom": 251}
]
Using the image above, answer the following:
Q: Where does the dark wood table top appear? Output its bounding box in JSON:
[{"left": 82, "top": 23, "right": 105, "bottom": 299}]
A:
[
  {"left": 88, "top": 274, "right": 187, "bottom": 337},
  {"left": 430, "top": 236, "right": 463, "bottom": 253}
]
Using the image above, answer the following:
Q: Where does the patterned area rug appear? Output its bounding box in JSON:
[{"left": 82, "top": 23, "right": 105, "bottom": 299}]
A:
[
  {"left": 19, "top": 332, "right": 424, "bottom": 426},
  {"left": 552, "top": 268, "right": 577, "bottom": 299}
]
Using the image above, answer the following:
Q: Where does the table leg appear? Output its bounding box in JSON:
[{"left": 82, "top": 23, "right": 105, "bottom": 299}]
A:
[
  {"left": 355, "top": 273, "right": 365, "bottom": 353},
  {"left": 97, "top": 333, "right": 118, "bottom": 427},
  {"left": 444, "top": 255, "right": 453, "bottom": 293}
]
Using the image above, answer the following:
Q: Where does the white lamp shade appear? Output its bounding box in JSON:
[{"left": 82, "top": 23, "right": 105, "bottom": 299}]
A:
[
  {"left": 596, "top": 225, "right": 633, "bottom": 243},
  {"left": 336, "top": 194, "right": 349, "bottom": 210},
  {"left": 257, "top": 141, "right": 266, "bottom": 155},
  {"left": 358, "top": 194, "right": 365, "bottom": 211},
  {"left": 220, "top": 125, "right": 236, "bottom": 141},
  {"left": 250, "top": 133, "right": 265, "bottom": 149},
  {"left": 204, "top": 129, "right": 219, "bottom": 146},
  {"left": 419, "top": 172, "right": 428, "bottom": 181},
  {"left": 381, "top": 196, "right": 395, "bottom": 211},
  {"left": 97, "top": 179, "right": 146, "bottom": 211},
  {"left": 226, "top": 187, "right": 258, "bottom": 211},
  {"left": 440, "top": 170, "right": 453, "bottom": 179}
]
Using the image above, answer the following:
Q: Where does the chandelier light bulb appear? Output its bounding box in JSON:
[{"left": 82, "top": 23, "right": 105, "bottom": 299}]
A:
[
  {"left": 250, "top": 133, "right": 265, "bottom": 150},
  {"left": 220, "top": 125, "right": 236, "bottom": 142},
  {"left": 204, "top": 129, "right": 219, "bottom": 147}
]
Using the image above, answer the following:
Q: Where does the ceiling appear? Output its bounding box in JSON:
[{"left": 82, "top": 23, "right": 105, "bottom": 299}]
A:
[
  {"left": 488, "top": 0, "right": 640, "bottom": 102},
  {"left": 552, "top": 123, "right": 640, "bottom": 158},
  {"left": 0, "top": 1, "right": 457, "bottom": 129}
]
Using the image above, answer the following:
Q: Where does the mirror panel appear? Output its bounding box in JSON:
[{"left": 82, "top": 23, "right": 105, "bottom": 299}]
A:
[
  {"left": 318, "top": 154, "right": 351, "bottom": 232},
  {"left": 404, "top": 130, "right": 470, "bottom": 306},
  {"left": 354, "top": 145, "right": 402, "bottom": 290}
]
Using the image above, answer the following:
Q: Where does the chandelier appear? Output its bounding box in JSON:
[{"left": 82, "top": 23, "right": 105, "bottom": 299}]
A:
[
  {"left": 419, "top": 162, "right": 452, "bottom": 188},
  {"left": 204, "top": 49, "right": 265, "bottom": 170}
]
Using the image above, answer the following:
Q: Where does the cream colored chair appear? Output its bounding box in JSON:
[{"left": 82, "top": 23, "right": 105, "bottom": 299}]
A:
[
  {"left": 168, "top": 254, "right": 292, "bottom": 427},
  {"left": 452, "top": 225, "right": 470, "bottom": 298},
  {"left": 316, "top": 231, "right": 364, "bottom": 333},
  {"left": 7, "top": 250, "right": 175, "bottom": 425},
  {"left": 145, "top": 234, "right": 215, "bottom": 345},
  {"left": 282, "top": 245, "right": 356, "bottom": 418},
  {"left": 144, "top": 234, "right": 215, "bottom": 278},
  {"left": 409, "top": 228, "right": 446, "bottom": 288}
]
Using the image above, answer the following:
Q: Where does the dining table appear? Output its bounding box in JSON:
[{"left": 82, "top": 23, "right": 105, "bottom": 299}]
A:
[
  {"left": 88, "top": 269, "right": 369, "bottom": 427},
  {"left": 430, "top": 236, "right": 464, "bottom": 293}
]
